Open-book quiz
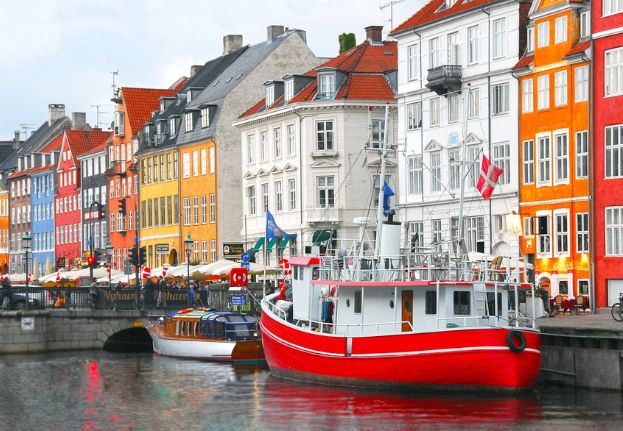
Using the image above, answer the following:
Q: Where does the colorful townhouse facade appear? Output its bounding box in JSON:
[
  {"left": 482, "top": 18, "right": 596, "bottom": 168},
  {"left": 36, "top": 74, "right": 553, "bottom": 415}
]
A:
[
  {"left": 515, "top": 0, "right": 591, "bottom": 298},
  {"left": 108, "top": 87, "right": 176, "bottom": 270},
  {"left": 0, "top": 189, "right": 8, "bottom": 274},
  {"left": 55, "top": 130, "right": 110, "bottom": 268},
  {"left": 235, "top": 26, "right": 397, "bottom": 264},
  {"left": 79, "top": 143, "right": 109, "bottom": 258},
  {"left": 391, "top": 0, "right": 529, "bottom": 257},
  {"left": 593, "top": 0, "right": 623, "bottom": 306}
]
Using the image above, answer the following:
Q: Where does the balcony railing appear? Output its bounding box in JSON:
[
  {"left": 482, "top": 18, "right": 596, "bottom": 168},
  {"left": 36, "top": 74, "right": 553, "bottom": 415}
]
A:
[
  {"left": 306, "top": 207, "right": 340, "bottom": 224},
  {"left": 426, "top": 65, "right": 462, "bottom": 96}
]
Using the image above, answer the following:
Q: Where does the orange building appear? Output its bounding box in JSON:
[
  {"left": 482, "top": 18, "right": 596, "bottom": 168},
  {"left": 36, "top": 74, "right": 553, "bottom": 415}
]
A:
[
  {"left": 0, "top": 189, "right": 8, "bottom": 274},
  {"left": 514, "top": 0, "right": 591, "bottom": 298}
]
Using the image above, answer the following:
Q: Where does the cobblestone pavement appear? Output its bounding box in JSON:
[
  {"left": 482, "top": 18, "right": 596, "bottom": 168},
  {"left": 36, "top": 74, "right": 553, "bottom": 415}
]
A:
[{"left": 537, "top": 308, "right": 623, "bottom": 335}]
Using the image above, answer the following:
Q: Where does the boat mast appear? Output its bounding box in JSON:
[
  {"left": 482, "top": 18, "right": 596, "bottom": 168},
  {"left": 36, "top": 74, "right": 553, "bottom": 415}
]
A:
[
  {"left": 374, "top": 104, "right": 390, "bottom": 260},
  {"left": 457, "top": 87, "right": 471, "bottom": 255}
]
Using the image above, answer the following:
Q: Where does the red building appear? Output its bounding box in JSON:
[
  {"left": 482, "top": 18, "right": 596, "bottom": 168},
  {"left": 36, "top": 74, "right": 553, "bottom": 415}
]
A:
[
  {"left": 55, "top": 130, "right": 111, "bottom": 268},
  {"left": 593, "top": 1, "right": 623, "bottom": 307},
  {"left": 108, "top": 87, "right": 176, "bottom": 270}
]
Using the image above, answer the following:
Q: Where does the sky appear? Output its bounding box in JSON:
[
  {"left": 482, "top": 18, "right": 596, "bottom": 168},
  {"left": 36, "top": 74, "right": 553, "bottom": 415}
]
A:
[{"left": 0, "top": 0, "right": 424, "bottom": 140}]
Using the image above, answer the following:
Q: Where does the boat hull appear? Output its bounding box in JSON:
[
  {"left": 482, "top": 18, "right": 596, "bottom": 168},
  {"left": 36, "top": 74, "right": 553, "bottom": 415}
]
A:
[
  {"left": 147, "top": 325, "right": 264, "bottom": 362},
  {"left": 260, "top": 307, "right": 541, "bottom": 391}
]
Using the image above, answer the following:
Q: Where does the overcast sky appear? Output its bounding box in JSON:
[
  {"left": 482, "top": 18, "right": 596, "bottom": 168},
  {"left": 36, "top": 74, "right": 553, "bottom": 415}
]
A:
[{"left": 0, "top": 0, "right": 424, "bottom": 140}]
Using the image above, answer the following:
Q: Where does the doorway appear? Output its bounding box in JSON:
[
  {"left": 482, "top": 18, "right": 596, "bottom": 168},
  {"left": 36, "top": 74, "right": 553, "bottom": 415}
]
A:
[{"left": 401, "top": 290, "right": 413, "bottom": 332}]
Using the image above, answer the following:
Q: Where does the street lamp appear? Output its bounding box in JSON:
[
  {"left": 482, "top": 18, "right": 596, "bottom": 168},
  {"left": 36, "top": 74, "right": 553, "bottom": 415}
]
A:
[
  {"left": 105, "top": 241, "right": 114, "bottom": 287},
  {"left": 184, "top": 233, "right": 193, "bottom": 306},
  {"left": 22, "top": 231, "right": 31, "bottom": 288}
]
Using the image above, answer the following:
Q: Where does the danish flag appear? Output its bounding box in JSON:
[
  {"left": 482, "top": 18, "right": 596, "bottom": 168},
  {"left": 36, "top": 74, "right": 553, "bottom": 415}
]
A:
[{"left": 476, "top": 154, "right": 503, "bottom": 199}]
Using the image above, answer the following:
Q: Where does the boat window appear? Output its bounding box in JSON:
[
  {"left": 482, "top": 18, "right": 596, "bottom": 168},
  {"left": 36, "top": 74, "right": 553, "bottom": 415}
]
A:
[
  {"left": 354, "top": 290, "right": 362, "bottom": 314},
  {"left": 175, "top": 321, "right": 180, "bottom": 336},
  {"left": 487, "top": 292, "right": 503, "bottom": 316},
  {"left": 312, "top": 267, "right": 319, "bottom": 280},
  {"left": 425, "top": 291, "right": 437, "bottom": 314},
  {"left": 181, "top": 321, "right": 186, "bottom": 336},
  {"left": 293, "top": 266, "right": 298, "bottom": 280},
  {"left": 453, "top": 291, "right": 471, "bottom": 315},
  {"left": 194, "top": 321, "right": 198, "bottom": 337},
  {"left": 214, "top": 322, "right": 225, "bottom": 338}
]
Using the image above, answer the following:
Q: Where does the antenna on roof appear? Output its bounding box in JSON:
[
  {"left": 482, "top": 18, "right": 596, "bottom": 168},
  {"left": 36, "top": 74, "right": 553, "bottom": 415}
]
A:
[
  {"left": 111, "top": 70, "right": 122, "bottom": 104},
  {"left": 19, "top": 124, "right": 37, "bottom": 139},
  {"left": 91, "top": 104, "right": 112, "bottom": 129},
  {"left": 379, "top": 0, "right": 405, "bottom": 31}
]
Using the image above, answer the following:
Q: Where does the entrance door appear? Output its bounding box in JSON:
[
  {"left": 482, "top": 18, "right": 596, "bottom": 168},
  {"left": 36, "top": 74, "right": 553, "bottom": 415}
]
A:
[{"left": 401, "top": 291, "right": 413, "bottom": 332}]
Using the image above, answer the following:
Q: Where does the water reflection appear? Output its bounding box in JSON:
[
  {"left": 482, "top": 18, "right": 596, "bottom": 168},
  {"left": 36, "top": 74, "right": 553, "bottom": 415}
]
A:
[{"left": 0, "top": 351, "right": 621, "bottom": 431}]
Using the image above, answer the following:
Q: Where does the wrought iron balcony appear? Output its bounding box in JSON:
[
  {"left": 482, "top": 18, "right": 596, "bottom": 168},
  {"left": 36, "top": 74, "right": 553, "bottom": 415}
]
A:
[{"left": 426, "top": 65, "right": 462, "bottom": 96}]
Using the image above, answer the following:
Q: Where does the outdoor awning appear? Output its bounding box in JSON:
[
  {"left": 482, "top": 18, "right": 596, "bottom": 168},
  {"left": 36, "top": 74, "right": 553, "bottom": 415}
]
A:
[
  {"left": 312, "top": 230, "right": 332, "bottom": 245},
  {"left": 247, "top": 237, "right": 265, "bottom": 257},
  {"left": 278, "top": 234, "right": 295, "bottom": 250},
  {"left": 266, "top": 237, "right": 278, "bottom": 252}
]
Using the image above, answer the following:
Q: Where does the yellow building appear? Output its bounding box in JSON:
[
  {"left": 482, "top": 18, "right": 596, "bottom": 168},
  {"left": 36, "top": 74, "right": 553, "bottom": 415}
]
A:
[{"left": 179, "top": 140, "right": 217, "bottom": 265}]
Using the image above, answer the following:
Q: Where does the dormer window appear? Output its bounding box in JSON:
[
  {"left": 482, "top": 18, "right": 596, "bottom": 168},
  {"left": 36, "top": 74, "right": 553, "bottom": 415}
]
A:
[
  {"left": 160, "top": 100, "right": 165, "bottom": 111},
  {"left": 318, "top": 73, "right": 335, "bottom": 100},
  {"left": 187, "top": 90, "right": 193, "bottom": 103},
  {"left": 266, "top": 85, "right": 275, "bottom": 107},
  {"left": 201, "top": 107, "right": 210, "bottom": 128},
  {"left": 169, "top": 118, "right": 177, "bottom": 136},
  {"left": 284, "top": 79, "right": 294, "bottom": 102},
  {"left": 527, "top": 27, "right": 534, "bottom": 53},
  {"left": 184, "top": 112, "right": 194, "bottom": 132},
  {"left": 580, "top": 11, "right": 590, "bottom": 39},
  {"left": 114, "top": 111, "right": 125, "bottom": 136}
]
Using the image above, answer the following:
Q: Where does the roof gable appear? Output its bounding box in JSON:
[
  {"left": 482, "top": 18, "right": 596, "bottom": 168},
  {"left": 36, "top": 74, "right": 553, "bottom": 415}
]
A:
[{"left": 121, "top": 87, "right": 177, "bottom": 136}]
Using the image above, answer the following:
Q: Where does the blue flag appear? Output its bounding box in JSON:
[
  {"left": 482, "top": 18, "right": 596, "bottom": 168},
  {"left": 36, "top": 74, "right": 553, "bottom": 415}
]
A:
[
  {"left": 266, "top": 210, "right": 285, "bottom": 239},
  {"left": 383, "top": 180, "right": 394, "bottom": 216}
]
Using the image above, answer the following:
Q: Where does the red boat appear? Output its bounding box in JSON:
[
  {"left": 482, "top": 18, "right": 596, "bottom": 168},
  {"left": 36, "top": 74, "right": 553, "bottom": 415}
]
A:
[{"left": 259, "top": 107, "right": 541, "bottom": 392}]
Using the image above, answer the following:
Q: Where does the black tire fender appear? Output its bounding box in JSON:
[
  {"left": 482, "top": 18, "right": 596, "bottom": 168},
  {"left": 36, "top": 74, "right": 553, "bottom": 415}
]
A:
[{"left": 506, "top": 330, "right": 526, "bottom": 353}]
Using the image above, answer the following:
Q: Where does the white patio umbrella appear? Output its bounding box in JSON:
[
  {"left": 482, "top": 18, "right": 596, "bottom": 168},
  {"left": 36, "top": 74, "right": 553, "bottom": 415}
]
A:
[
  {"left": 211, "top": 261, "right": 279, "bottom": 276},
  {"left": 165, "top": 264, "right": 201, "bottom": 278}
]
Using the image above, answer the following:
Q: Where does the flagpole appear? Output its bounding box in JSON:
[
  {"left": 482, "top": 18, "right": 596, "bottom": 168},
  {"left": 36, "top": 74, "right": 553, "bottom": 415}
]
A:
[
  {"left": 458, "top": 86, "right": 471, "bottom": 254},
  {"left": 263, "top": 207, "right": 268, "bottom": 298}
]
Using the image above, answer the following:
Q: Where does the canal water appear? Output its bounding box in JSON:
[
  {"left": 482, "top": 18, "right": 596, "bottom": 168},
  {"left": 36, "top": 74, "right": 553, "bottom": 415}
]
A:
[{"left": 0, "top": 351, "right": 622, "bottom": 431}]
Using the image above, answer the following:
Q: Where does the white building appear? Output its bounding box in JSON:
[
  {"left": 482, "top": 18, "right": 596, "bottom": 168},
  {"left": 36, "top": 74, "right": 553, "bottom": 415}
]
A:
[
  {"left": 391, "top": 0, "right": 530, "bottom": 256},
  {"left": 234, "top": 26, "right": 398, "bottom": 264}
]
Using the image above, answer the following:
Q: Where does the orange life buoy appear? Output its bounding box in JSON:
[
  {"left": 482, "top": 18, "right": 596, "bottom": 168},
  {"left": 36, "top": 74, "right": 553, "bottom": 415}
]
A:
[{"left": 177, "top": 308, "right": 194, "bottom": 315}]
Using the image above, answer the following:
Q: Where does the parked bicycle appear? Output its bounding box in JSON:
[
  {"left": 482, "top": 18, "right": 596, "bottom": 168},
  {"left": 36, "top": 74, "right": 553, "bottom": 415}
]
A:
[{"left": 611, "top": 293, "right": 623, "bottom": 322}]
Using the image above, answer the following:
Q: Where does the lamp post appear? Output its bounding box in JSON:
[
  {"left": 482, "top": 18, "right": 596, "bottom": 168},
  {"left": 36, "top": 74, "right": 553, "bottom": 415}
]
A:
[
  {"left": 184, "top": 233, "right": 193, "bottom": 306},
  {"left": 22, "top": 231, "right": 31, "bottom": 310},
  {"left": 105, "top": 241, "right": 114, "bottom": 287}
]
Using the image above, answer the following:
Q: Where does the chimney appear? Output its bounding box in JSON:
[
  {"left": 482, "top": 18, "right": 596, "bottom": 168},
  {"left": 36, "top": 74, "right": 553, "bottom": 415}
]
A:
[
  {"left": 267, "top": 25, "right": 285, "bottom": 43},
  {"left": 365, "top": 25, "right": 383, "bottom": 43},
  {"left": 223, "top": 35, "right": 243, "bottom": 55},
  {"left": 13, "top": 130, "right": 20, "bottom": 149},
  {"left": 48, "top": 104, "right": 66, "bottom": 126},
  {"left": 190, "top": 65, "right": 202, "bottom": 77},
  {"left": 71, "top": 112, "right": 86, "bottom": 130}
]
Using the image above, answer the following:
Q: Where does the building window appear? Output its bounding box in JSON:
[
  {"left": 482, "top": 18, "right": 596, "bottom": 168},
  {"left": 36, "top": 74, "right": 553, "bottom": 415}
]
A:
[
  {"left": 491, "top": 83, "right": 509, "bottom": 115},
  {"left": 147, "top": 200, "right": 153, "bottom": 228},
  {"left": 288, "top": 178, "right": 296, "bottom": 210},
  {"left": 160, "top": 197, "right": 166, "bottom": 226},
  {"left": 317, "top": 176, "right": 335, "bottom": 208},
  {"left": 409, "top": 222, "right": 424, "bottom": 249},
  {"left": 174, "top": 152, "right": 179, "bottom": 179},
  {"left": 538, "top": 75, "right": 550, "bottom": 110},
  {"left": 200, "top": 149, "right": 207, "bottom": 175},
  {"left": 316, "top": 121, "right": 334, "bottom": 151},
  {"left": 261, "top": 183, "right": 269, "bottom": 213},
  {"left": 605, "top": 47, "right": 623, "bottom": 96},
  {"left": 407, "top": 43, "right": 418, "bottom": 80},
  {"left": 538, "top": 21, "right": 549, "bottom": 48},
  {"left": 209, "top": 194, "right": 215, "bottom": 223},
  {"left": 154, "top": 197, "right": 159, "bottom": 227},
  {"left": 604, "top": 0, "right": 623, "bottom": 16},
  {"left": 266, "top": 85, "right": 274, "bottom": 107},
  {"left": 274, "top": 127, "right": 282, "bottom": 159},
  {"left": 527, "top": 27, "right": 534, "bottom": 52},
  {"left": 169, "top": 117, "right": 177, "bottom": 136},
  {"left": 492, "top": 18, "right": 506, "bottom": 58},
  {"left": 174, "top": 195, "right": 179, "bottom": 224},
  {"left": 524, "top": 217, "right": 534, "bottom": 236},
  {"left": 449, "top": 149, "right": 460, "bottom": 190},
  {"left": 577, "top": 213, "right": 589, "bottom": 253},
  {"left": 193, "top": 241, "right": 199, "bottom": 263},
  {"left": 193, "top": 196, "right": 199, "bottom": 224},
  {"left": 574, "top": 66, "right": 589, "bottom": 103},
  {"left": 447, "top": 31, "right": 459, "bottom": 64},
  {"left": 371, "top": 119, "right": 385, "bottom": 149},
  {"left": 287, "top": 124, "right": 295, "bottom": 156},
  {"left": 167, "top": 196, "right": 173, "bottom": 224},
  {"left": 201, "top": 195, "right": 207, "bottom": 224},
  {"left": 318, "top": 73, "right": 335, "bottom": 100},
  {"left": 493, "top": 142, "right": 510, "bottom": 185},
  {"left": 467, "top": 25, "right": 478, "bottom": 64},
  {"left": 454, "top": 291, "right": 471, "bottom": 315},
  {"left": 260, "top": 131, "right": 267, "bottom": 161},
  {"left": 430, "top": 97, "right": 440, "bottom": 126},
  {"left": 537, "top": 135, "right": 551, "bottom": 186},
  {"left": 202, "top": 241, "right": 208, "bottom": 263},
  {"left": 284, "top": 80, "right": 294, "bottom": 102},
  {"left": 580, "top": 11, "right": 590, "bottom": 38},
  {"left": 522, "top": 78, "right": 533, "bottom": 113},
  {"left": 408, "top": 155, "right": 423, "bottom": 195},
  {"left": 468, "top": 146, "right": 481, "bottom": 188},
  {"left": 209, "top": 147, "right": 215, "bottom": 174},
  {"left": 523, "top": 140, "right": 534, "bottom": 184},
  {"left": 247, "top": 135, "right": 255, "bottom": 164},
  {"left": 184, "top": 112, "right": 193, "bottom": 132},
  {"left": 606, "top": 207, "right": 623, "bottom": 255},
  {"left": 554, "top": 132, "right": 569, "bottom": 183},
  {"left": 576, "top": 131, "right": 589, "bottom": 179},
  {"left": 554, "top": 70, "right": 568, "bottom": 106},
  {"left": 554, "top": 212, "right": 569, "bottom": 256},
  {"left": 192, "top": 151, "right": 199, "bottom": 177},
  {"left": 247, "top": 186, "right": 256, "bottom": 215},
  {"left": 407, "top": 102, "right": 422, "bottom": 130},
  {"left": 182, "top": 153, "right": 190, "bottom": 178},
  {"left": 201, "top": 107, "right": 210, "bottom": 128},
  {"left": 605, "top": 124, "right": 623, "bottom": 177},
  {"left": 465, "top": 216, "right": 485, "bottom": 253},
  {"left": 183, "top": 197, "right": 191, "bottom": 226},
  {"left": 431, "top": 151, "right": 441, "bottom": 192},
  {"left": 578, "top": 279, "right": 589, "bottom": 296},
  {"left": 538, "top": 214, "right": 552, "bottom": 256},
  {"left": 274, "top": 181, "right": 283, "bottom": 212},
  {"left": 448, "top": 95, "right": 459, "bottom": 123},
  {"left": 468, "top": 88, "right": 479, "bottom": 118},
  {"left": 210, "top": 240, "right": 216, "bottom": 262},
  {"left": 554, "top": 16, "right": 567, "bottom": 44},
  {"left": 429, "top": 37, "right": 440, "bottom": 68}
]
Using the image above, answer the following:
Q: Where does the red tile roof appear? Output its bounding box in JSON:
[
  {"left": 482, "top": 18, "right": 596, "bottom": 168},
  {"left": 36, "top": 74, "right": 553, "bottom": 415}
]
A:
[
  {"left": 336, "top": 75, "right": 395, "bottom": 100},
  {"left": 121, "top": 87, "right": 177, "bottom": 136},
  {"left": 318, "top": 41, "right": 397, "bottom": 73},
  {"left": 391, "top": 0, "right": 496, "bottom": 35},
  {"left": 38, "top": 133, "right": 64, "bottom": 154},
  {"left": 240, "top": 98, "right": 267, "bottom": 118},
  {"left": 566, "top": 40, "right": 591, "bottom": 57},
  {"left": 65, "top": 130, "right": 112, "bottom": 159},
  {"left": 7, "top": 164, "right": 55, "bottom": 179},
  {"left": 512, "top": 54, "right": 534, "bottom": 70}
]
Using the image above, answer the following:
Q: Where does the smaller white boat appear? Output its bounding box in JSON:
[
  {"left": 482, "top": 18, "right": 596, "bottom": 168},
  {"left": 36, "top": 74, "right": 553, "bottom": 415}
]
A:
[{"left": 147, "top": 308, "right": 264, "bottom": 362}]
